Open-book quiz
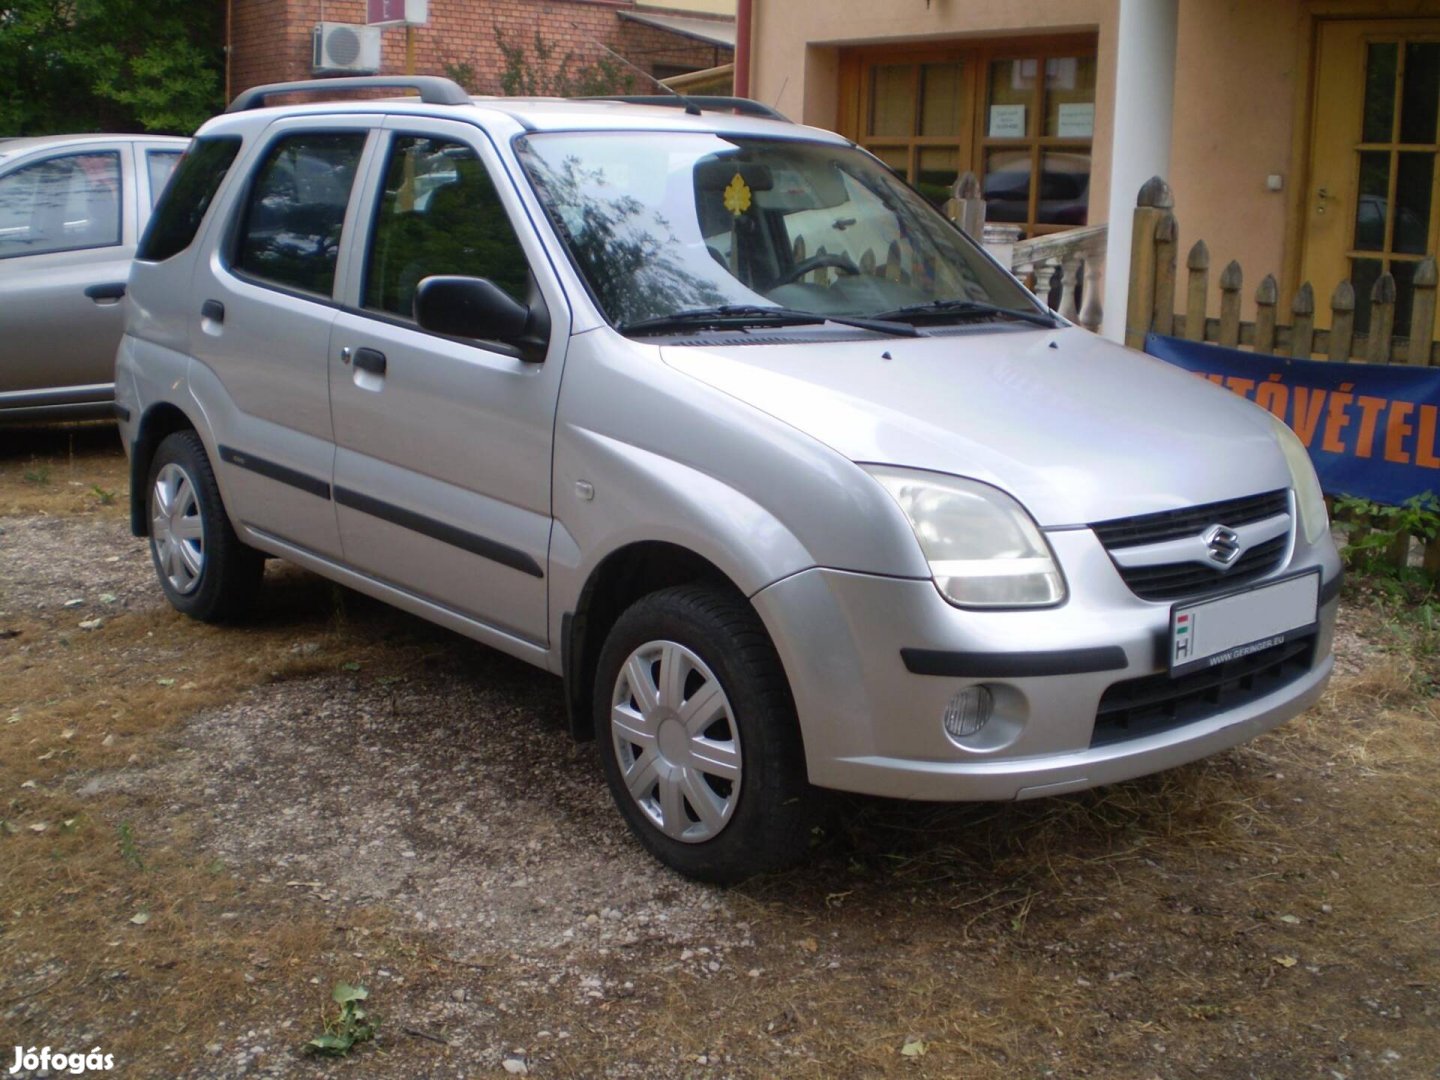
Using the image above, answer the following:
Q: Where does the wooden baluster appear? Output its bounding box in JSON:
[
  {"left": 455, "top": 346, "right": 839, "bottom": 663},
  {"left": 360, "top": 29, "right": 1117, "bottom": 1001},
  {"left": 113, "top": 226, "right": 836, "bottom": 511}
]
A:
[
  {"left": 1366, "top": 272, "right": 1396, "bottom": 364},
  {"left": 1124, "top": 176, "right": 1173, "bottom": 350},
  {"left": 1184, "top": 240, "right": 1209, "bottom": 342},
  {"left": 1289, "top": 282, "right": 1315, "bottom": 358},
  {"left": 1218, "top": 260, "right": 1243, "bottom": 348},
  {"left": 944, "top": 171, "right": 986, "bottom": 240},
  {"left": 1151, "top": 212, "right": 1177, "bottom": 337},
  {"left": 1254, "top": 274, "right": 1278, "bottom": 354},
  {"left": 1407, "top": 255, "right": 1436, "bottom": 365},
  {"left": 1329, "top": 280, "right": 1355, "bottom": 361}
]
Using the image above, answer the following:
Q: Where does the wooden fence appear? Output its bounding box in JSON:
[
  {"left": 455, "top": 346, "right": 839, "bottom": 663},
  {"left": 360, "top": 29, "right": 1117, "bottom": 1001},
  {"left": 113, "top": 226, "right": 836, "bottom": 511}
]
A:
[{"left": 1123, "top": 176, "right": 1440, "bottom": 578}]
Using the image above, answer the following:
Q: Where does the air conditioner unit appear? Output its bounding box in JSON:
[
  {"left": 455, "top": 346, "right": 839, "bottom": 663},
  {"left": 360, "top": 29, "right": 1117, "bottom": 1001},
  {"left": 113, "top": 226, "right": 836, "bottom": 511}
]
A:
[{"left": 312, "top": 23, "right": 382, "bottom": 75}]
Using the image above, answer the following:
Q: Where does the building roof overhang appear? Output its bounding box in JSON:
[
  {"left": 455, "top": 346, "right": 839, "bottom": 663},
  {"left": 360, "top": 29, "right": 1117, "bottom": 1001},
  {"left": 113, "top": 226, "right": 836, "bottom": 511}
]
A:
[{"left": 618, "top": 10, "right": 736, "bottom": 49}]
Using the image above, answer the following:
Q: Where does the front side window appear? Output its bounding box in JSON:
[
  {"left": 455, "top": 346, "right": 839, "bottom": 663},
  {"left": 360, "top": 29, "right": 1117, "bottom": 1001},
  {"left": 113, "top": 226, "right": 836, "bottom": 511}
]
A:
[
  {"left": 0, "top": 151, "right": 121, "bottom": 259},
  {"left": 234, "top": 132, "right": 367, "bottom": 297},
  {"left": 517, "top": 132, "right": 1034, "bottom": 329},
  {"left": 363, "top": 135, "right": 531, "bottom": 321},
  {"left": 139, "top": 136, "right": 242, "bottom": 262}
]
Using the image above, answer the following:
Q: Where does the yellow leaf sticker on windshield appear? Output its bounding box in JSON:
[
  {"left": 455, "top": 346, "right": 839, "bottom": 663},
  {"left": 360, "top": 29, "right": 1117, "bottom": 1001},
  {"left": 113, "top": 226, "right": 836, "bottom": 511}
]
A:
[{"left": 724, "top": 173, "right": 752, "bottom": 217}]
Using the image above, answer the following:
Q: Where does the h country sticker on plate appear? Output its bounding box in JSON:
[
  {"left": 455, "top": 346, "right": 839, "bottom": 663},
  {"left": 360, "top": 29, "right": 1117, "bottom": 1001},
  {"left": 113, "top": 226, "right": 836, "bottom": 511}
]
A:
[{"left": 1170, "top": 570, "right": 1320, "bottom": 677}]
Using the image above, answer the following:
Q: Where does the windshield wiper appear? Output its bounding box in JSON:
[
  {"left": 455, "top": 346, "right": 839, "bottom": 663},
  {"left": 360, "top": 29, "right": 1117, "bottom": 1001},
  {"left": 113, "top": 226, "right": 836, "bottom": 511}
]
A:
[
  {"left": 619, "top": 304, "right": 921, "bottom": 338},
  {"left": 874, "top": 298, "right": 1060, "bottom": 329}
]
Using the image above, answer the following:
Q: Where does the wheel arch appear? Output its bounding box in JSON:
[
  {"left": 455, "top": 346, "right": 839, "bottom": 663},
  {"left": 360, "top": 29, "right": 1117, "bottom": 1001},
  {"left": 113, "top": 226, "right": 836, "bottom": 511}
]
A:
[
  {"left": 563, "top": 541, "right": 781, "bottom": 744},
  {"left": 129, "top": 402, "right": 200, "bottom": 536}
]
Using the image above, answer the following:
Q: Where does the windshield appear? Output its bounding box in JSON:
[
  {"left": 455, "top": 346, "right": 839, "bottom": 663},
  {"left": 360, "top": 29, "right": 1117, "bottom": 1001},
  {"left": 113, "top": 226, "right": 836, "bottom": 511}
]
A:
[{"left": 515, "top": 132, "right": 1039, "bottom": 330}]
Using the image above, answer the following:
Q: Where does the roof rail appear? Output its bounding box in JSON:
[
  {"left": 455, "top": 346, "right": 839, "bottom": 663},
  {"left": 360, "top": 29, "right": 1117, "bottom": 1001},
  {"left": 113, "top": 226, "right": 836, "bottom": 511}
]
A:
[
  {"left": 587, "top": 95, "right": 791, "bottom": 122},
  {"left": 226, "top": 76, "right": 471, "bottom": 114}
]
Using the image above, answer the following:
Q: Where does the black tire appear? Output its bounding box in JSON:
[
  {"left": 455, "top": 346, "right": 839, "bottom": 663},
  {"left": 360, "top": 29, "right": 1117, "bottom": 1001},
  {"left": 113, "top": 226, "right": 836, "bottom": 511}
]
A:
[
  {"left": 146, "top": 430, "right": 263, "bottom": 622},
  {"left": 594, "top": 584, "right": 814, "bottom": 884}
]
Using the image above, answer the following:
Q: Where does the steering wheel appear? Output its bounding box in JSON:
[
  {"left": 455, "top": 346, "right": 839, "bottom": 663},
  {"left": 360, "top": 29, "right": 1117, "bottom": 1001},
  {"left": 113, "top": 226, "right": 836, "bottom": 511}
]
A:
[{"left": 770, "top": 253, "right": 861, "bottom": 287}]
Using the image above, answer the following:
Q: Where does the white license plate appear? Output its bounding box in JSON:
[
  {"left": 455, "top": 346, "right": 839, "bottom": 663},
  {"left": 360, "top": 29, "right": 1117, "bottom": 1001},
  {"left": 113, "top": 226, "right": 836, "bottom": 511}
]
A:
[{"left": 1169, "top": 570, "right": 1320, "bottom": 677}]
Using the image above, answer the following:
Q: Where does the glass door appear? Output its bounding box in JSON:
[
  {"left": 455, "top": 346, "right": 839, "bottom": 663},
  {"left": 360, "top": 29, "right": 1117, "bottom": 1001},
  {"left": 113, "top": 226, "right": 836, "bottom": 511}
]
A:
[{"left": 1303, "top": 20, "right": 1440, "bottom": 333}]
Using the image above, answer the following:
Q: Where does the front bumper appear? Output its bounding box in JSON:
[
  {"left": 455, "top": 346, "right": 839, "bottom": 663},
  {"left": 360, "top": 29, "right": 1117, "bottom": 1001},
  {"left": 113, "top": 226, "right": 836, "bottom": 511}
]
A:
[{"left": 751, "top": 526, "right": 1339, "bottom": 801}]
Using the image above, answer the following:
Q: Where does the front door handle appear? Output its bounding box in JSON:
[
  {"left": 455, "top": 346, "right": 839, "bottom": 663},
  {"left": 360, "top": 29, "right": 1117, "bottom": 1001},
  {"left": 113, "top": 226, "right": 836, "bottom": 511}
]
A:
[
  {"left": 353, "top": 348, "right": 387, "bottom": 376},
  {"left": 84, "top": 281, "right": 126, "bottom": 302},
  {"left": 201, "top": 299, "right": 225, "bottom": 323}
]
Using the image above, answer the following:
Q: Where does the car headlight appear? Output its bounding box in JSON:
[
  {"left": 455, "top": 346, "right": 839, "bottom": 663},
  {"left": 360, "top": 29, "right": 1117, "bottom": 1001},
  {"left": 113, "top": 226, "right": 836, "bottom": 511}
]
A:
[
  {"left": 865, "top": 466, "right": 1065, "bottom": 608},
  {"left": 1273, "top": 421, "right": 1329, "bottom": 545}
]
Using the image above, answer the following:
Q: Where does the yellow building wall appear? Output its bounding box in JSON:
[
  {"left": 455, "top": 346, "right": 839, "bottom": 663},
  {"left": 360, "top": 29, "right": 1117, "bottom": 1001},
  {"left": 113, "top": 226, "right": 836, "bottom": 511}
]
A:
[
  {"left": 1169, "top": 1, "right": 1304, "bottom": 311},
  {"left": 750, "top": 1, "right": 1119, "bottom": 232},
  {"left": 751, "top": 0, "right": 1440, "bottom": 319}
]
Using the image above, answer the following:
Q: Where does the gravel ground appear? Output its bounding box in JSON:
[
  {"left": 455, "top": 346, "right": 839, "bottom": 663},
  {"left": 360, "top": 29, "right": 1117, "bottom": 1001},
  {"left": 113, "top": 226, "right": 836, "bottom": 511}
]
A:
[
  {"left": 4, "top": 513, "right": 769, "bottom": 1077},
  {"left": 4, "top": 509, "right": 1432, "bottom": 1080}
]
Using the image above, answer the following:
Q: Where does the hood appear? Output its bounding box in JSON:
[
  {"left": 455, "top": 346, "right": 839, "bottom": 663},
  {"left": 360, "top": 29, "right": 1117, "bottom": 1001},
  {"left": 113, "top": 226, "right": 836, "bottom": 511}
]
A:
[{"left": 661, "top": 326, "right": 1292, "bottom": 528}]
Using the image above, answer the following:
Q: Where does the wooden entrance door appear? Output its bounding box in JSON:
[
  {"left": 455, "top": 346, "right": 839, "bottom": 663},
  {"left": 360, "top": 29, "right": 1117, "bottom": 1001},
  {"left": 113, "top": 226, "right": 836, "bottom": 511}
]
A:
[{"left": 1302, "top": 19, "right": 1440, "bottom": 334}]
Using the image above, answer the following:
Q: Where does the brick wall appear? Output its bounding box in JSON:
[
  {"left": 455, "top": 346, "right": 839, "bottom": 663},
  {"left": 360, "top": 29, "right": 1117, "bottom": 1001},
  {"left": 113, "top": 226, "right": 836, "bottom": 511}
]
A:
[{"left": 230, "top": 0, "right": 730, "bottom": 100}]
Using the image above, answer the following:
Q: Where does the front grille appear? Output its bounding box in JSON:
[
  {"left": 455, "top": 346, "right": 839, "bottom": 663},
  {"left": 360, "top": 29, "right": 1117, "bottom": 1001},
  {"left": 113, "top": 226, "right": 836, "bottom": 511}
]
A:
[
  {"left": 1114, "top": 534, "right": 1289, "bottom": 601},
  {"left": 1091, "top": 490, "right": 1291, "bottom": 602},
  {"left": 1092, "top": 490, "right": 1289, "bottom": 548},
  {"left": 1091, "top": 635, "right": 1315, "bottom": 748}
]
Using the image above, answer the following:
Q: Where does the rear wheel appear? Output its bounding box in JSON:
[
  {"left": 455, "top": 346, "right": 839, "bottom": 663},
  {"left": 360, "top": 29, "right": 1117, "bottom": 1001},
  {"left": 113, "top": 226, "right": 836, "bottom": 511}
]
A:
[
  {"left": 594, "top": 585, "right": 813, "bottom": 883},
  {"left": 147, "top": 430, "right": 262, "bottom": 622}
]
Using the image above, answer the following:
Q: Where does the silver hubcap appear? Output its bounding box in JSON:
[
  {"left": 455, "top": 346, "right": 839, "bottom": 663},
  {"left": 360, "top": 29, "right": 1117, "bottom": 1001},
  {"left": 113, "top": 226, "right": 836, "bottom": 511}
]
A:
[
  {"left": 151, "top": 463, "right": 205, "bottom": 595},
  {"left": 611, "top": 640, "right": 742, "bottom": 844}
]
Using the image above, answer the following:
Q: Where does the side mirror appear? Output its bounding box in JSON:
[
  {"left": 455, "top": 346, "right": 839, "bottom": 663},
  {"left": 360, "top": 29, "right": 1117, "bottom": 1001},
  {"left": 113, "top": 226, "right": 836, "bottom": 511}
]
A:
[{"left": 415, "top": 275, "right": 538, "bottom": 352}]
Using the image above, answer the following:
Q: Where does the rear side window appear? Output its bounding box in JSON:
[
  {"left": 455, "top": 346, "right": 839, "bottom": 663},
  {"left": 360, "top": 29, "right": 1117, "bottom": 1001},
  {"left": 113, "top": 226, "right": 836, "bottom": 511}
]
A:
[
  {"left": 145, "top": 150, "right": 183, "bottom": 207},
  {"left": 138, "top": 136, "right": 241, "bottom": 262},
  {"left": 0, "top": 151, "right": 121, "bottom": 259},
  {"left": 234, "top": 132, "right": 367, "bottom": 298}
]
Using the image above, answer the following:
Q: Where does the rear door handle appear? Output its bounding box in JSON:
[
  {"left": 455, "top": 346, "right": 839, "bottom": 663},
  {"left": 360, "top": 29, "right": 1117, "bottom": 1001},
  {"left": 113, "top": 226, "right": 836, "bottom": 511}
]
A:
[
  {"left": 353, "top": 348, "right": 387, "bottom": 376},
  {"left": 84, "top": 282, "right": 126, "bottom": 302},
  {"left": 201, "top": 299, "right": 225, "bottom": 323}
]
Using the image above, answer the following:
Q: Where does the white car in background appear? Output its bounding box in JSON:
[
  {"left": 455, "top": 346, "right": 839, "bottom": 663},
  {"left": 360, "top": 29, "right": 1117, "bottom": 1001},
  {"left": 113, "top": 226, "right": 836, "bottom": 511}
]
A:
[{"left": 0, "top": 133, "right": 188, "bottom": 421}]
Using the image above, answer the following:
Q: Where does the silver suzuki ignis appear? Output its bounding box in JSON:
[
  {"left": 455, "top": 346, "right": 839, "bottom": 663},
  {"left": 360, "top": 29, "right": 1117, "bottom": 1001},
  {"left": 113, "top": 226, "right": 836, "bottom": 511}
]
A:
[{"left": 117, "top": 78, "right": 1340, "bottom": 882}]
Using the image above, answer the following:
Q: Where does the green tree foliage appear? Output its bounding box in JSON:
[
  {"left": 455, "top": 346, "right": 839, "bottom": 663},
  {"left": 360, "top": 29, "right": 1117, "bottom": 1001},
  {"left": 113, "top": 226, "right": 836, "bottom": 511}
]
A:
[
  {"left": 443, "top": 29, "right": 637, "bottom": 98},
  {"left": 0, "top": 0, "right": 223, "bottom": 135}
]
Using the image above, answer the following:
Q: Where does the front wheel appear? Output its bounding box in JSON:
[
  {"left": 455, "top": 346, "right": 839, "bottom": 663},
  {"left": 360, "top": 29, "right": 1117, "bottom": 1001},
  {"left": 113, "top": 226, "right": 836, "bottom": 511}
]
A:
[
  {"left": 147, "top": 430, "right": 263, "bottom": 622},
  {"left": 594, "top": 585, "right": 813, "bottom": 883}
]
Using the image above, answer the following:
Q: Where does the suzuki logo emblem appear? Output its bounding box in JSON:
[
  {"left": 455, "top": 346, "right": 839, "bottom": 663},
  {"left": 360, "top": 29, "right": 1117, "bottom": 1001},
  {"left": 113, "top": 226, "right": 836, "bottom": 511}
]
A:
[{"left": 1204, "top": 524, "right": 1242, "bottom": 565}]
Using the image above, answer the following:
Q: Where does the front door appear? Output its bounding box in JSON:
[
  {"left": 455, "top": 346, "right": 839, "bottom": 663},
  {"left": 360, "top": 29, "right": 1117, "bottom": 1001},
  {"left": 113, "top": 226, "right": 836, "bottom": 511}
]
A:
[
  {"left": 327, "top": 118, "right": 569, "bottom": 647},
  {"left": 1302, "top": 18, "right": 1440, "bottom": 334}
]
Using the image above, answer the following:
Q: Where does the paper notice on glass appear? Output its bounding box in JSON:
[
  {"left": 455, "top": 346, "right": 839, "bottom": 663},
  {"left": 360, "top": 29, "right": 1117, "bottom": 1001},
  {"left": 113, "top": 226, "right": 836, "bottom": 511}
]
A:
[
  {"left": 988, "top": 104, "right": 1026, "bottom": 138},
  {"left": 1057, "top": 103, "right": 1095, "bottom": 138}
]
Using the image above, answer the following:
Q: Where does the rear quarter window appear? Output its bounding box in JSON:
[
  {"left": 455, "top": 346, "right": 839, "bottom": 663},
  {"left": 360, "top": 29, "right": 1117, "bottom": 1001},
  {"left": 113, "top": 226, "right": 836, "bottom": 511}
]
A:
[{"left": 138, "top": 136, "right": 242, "bottom": 262}]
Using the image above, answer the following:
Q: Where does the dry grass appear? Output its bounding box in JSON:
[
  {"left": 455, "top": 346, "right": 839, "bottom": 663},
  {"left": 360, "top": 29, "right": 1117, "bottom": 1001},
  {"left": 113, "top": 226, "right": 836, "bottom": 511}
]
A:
[
  {"left": 2, "top": 428, "right": 1438, "bottom": 1078},
  {"left": 0, "top": 422, "right": 128, "bottom": 517}
]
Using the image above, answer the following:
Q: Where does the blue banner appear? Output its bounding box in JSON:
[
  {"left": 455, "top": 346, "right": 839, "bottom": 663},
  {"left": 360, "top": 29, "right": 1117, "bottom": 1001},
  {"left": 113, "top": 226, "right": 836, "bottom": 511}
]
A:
[{"left": 1145, "top": 333, "right": 1440, "bottom": 506}]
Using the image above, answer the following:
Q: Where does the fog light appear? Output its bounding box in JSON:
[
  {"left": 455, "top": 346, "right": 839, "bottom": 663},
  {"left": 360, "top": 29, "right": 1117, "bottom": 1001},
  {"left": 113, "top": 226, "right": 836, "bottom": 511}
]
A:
[{"left": 942, "top": 686, "right": 993, "bottom": 740}]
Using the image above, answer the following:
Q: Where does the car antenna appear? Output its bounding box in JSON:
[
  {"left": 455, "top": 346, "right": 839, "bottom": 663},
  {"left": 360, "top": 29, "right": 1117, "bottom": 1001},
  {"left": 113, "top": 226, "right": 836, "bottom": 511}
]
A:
[{"left": 575, "top": 27, "right": 703, "bottom": 116}]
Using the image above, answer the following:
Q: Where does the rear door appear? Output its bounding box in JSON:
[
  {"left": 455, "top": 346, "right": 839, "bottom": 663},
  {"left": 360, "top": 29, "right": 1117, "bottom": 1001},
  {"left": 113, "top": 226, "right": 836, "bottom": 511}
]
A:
[
  {"left": 0, "top": 141, "right": 134, "bottom": 407},
  {"left": 187, "top": 117, "right": 377, "bottom": 559},
  {"left": 328, "top": 117, "right": 570, "bottom": 646}
]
